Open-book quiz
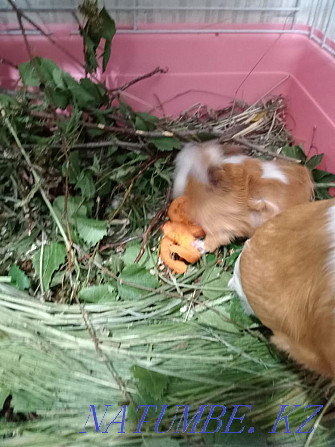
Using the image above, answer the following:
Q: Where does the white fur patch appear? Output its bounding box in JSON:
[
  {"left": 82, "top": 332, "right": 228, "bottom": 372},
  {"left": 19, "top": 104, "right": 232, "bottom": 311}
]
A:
[
  {"left": 228, "top": 254, "right": 255, "bottom": 316},
  {"left": 172, "top": 143, "right": 224, "bottom": 198},
  {"left": 326, "top": 205, "right": 335, "bottom": 286},
  {"left": 206, "top": 144, "right": 226, "bottom": 165},
  {"left": 261, "top": 161, "right": 289, "bottom": 184},
  {"left": 222, "top": 155, "right": 248, "bottom": 165},
  {"left": 192, "top": 239, "right": 205, "bottom": 254}
]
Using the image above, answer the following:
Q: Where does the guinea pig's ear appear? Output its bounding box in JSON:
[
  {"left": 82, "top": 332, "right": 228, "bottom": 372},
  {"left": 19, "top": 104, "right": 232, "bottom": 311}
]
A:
[
  {"left": 207, "top": 166, "right": 221, "bottom": 187},
  {"left": 207, "top": 166, "right": 232, "bottom": 192}
]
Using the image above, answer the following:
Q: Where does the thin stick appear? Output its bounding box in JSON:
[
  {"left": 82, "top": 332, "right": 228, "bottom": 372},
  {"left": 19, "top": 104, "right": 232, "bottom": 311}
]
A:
[
  {"left": 61, "top": 135, "right": 74, "bottom": 274},
  {"left": 39, "top": 232, "right": 45, "bottom": 295},
  {"left": 108, "top": 181, "right": 134, "bottom": 222},
  {"left": 0, "top": 56, "right": 18, "bottom": 69},
  {"left": 29, "top": 110, "right": 246, "bottom": 139},
  {"left": 7, "top": 0, "right": 84, "bottom": 71},
  {"left": 135, "top": 188, "right": 171, "bottom": 263},
  {"left": 233, "top": 136, "right": 301, "bottom": 163},
  {"left": 110, "top": 66, "right": 168, "bottom": 96},
  {"left": 12, "top": 0, "right": 33, "bottom": 61},
  {"left": 99, "top": 234, "right": 143, "bottom": 252},
  {"left": 315, "top": 183, "right": 335, "bottom": 188},
  {"left": 20, "top": 139, "right": 147, "bottom": 152},
  {"left": 232, "top": 33, "right": 284, "bottom": 113}
]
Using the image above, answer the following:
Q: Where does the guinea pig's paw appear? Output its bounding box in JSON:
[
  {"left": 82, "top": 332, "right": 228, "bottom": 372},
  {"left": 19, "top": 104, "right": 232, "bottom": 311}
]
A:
[{"left": 192, "top": 239, "right": 205, "bottom": 254}]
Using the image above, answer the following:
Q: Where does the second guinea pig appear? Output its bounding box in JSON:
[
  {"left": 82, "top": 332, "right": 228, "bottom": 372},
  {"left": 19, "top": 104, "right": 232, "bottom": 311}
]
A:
[
  {"left": 229, "top": 198, "right": 335, "bottom": 379},
  {"left": 173, "top": 141, "right": 314, "bottom": 252}
]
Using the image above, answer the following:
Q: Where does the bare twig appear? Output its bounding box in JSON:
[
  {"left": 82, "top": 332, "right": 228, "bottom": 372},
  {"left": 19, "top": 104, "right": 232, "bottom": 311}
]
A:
[
  {"left": 7, "top": 0, "right": 84, "bottom": 70},
  {"left": 29, "top": 110, "right": 246, "bottom": 139},
  {"left": 11, "top": 0, "right": 33, "bottom": 61},
  {"left": 110, "top": 66, "right": 168, "bottom": 97},
  {"left": 99, "top": 234, "right": 144, "bottom": 252},
  {"left": 315, "top": 183, "right": 335, "bottom": 188},
  {"left": 135, "top": 188, "right": 171, "bottom": 263},
  {"left": 108, "top": 181, "right": 134, "bottom": 222},
  {"left": 233, "top": 136, "right": 301, "bottom": 163},
  {"left": 61, "top": 135, "right": 74, "bottom": 274},
  {"left": 0, "top": 57, "right": 18, "bottom": 69},
  {"left": 17, "top": 139, "right": 147, "bottom": 154}
]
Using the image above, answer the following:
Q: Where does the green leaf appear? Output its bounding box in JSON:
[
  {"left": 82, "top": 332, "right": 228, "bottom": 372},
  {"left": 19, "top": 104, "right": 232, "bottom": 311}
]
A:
[
  {"left": 315, "top": 188, "right": 332, "bottom": 200},
  {"left": 280, "top": 145, "right": 306, "bottom": 162},
  {"left": 76, "top": 217, "right": 107, "bottom": 247},
  {"left": 305, "top": 153, "right": 324, "bottom": 169},
  {"left": 53, "top": 196, "right": 88, "bottom": 223},
  {"left": 75, "top": 171, "right": 96, "bottom": 198},
  {"left": 36, "top": 59, "right": 60, "bottom": 84},
  {"left": 79, "top": 284, "right": 117, "bottom": 303},
  {"left": 9, "top": 265, "right": 30, "bottom": 291},
  {"left": 100, "top": 7, "right": 116, "bottom": 40},
  {"left": 118, "top": 265, "right": 159, "bottom": 300},
  {"left": 201, "top": 266, "right": 232, "bottom": 299},
  {"left": 52, "top": 67, "right": 66, "bottom": 89},
  {"left": 33, "top": 242, "right": 66, "bottom": 291},
  {"left": 19, "top": 61, "right": 40, "bottom": 86},
  {"left": 229, "top": 297, "right": 258, "bottom": 327},
  {"left": 0, "top": 93, "right": 19, "bottom": 108},
  {"left": 149, "top": 136, "right": 181, "bottom": 151},
  {"left": 82, "top": 34, "right": 99, "bottom": 73},
  {"left": 79, "top": 5, "right": 116, "bottom": 73},
  {"left": 20, "top": 58, "right": 61, "bottom": 87},
  {"left": 79, "top": 78, "right": 106, "bottom": 107},
  {"left": 123, "top": 242, "right": 155, "bottom": 269},
  {"left": 135, "top": 112, "right": 159, "bottom": 131},
  {"left": 102, "top": 39, "right": 112, "bottom": 72},
  {"left": 312, "top": 169, "right": 335, "bottom": 183},
  {"left": 132, "top": 366, "right": 170, "bottom": 400},
  {"left": 62, "top": 151, "right": 81, "bottom": 184},
  {"left": 100, "top": 8, "right": 116, "bottom": 71},
  {"left": 50, "top": 88, "right": 70, "bottom": 109},
  {"left": 197, "top": 305, "right": 238, "bottom": 333}
]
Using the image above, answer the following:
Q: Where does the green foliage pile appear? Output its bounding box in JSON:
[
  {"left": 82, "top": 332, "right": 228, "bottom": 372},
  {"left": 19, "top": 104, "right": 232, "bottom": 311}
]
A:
[{"left": 0, "top": 2, "right": 335, "bottom": 446}]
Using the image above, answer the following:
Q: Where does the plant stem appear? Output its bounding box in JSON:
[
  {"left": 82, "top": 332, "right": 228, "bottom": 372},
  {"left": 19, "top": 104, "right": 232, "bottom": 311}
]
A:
[{"left": 315, "top": 183, "right": 335, "bottom": 188}]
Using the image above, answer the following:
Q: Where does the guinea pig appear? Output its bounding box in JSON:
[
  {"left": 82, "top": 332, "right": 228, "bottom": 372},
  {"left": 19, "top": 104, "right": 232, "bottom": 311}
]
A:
[
  {"left": 173, "top": 141, "right": 314, "bottom": 252},
  {"left": 229, "top": 198, "right": 335, "bottom": 379}
]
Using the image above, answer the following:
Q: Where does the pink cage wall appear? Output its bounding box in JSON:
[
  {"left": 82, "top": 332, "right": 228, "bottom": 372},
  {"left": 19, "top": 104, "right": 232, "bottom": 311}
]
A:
[{"left": 1, "top": 28, "right": 334, "bottom": 172}]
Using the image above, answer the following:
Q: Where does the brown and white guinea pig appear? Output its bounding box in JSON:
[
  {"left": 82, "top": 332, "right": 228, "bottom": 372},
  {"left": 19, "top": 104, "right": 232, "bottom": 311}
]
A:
[
  {"left": 173, "top": 141, "right": 314, "bottom": 252},
  {"left": 229, "top": 198, "right": 335, "bottom": 379}
]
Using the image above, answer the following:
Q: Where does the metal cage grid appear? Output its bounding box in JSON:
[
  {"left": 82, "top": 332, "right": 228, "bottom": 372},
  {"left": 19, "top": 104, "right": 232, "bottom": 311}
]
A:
[{"left": 0, "top": 0, "right": 334, "bottom": 56}]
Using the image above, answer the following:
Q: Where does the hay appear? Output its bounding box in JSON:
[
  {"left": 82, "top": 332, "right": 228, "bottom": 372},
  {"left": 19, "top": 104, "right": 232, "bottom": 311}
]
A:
[
  {"left": 0, "top": 281, "right": 334, "bottom": 446},
  {"left": 1, "top": 4, "right": 335, "bottom": 445},
  {"left": 1, "top": 82, "right": 335, "bottom": 447}
]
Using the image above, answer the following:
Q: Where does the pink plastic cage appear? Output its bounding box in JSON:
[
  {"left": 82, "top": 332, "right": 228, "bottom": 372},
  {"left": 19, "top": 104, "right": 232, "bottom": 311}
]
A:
[{"left": 0, "top": 3, "right": 334, "bottom": 173}]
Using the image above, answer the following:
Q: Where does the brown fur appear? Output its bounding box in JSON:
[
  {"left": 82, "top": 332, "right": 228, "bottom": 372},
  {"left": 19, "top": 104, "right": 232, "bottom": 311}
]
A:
[
  {"left": 239, "top": 199, "right": 335, "bottom": 378},
  {"left": 184, "top": 157, "right": 314, "bottom": 251}
]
